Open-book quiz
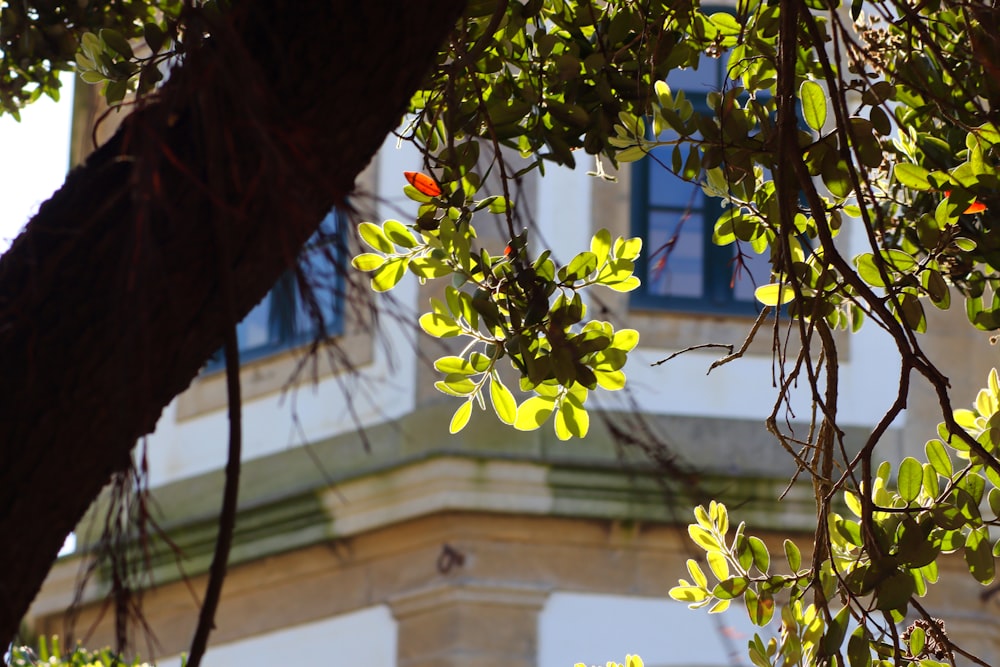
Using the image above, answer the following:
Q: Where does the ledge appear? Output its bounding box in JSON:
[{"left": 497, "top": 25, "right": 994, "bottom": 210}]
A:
[{"left": 175, "top": 331, "right": 373, "bottom": 420}]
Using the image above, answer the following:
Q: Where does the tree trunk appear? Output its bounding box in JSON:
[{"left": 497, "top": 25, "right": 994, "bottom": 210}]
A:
[{"left": 0, "top": 1, "right": 465, "bottom": 647}]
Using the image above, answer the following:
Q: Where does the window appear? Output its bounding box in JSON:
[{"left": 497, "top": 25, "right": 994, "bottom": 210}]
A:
[
  {"left": 631, "top": 56, "right": 771, "bottom": 315},
  {"left": 207, "top": 210, "right": 345, "bottom": 369}
]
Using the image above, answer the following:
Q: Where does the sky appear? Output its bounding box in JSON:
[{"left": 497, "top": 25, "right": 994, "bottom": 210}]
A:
[{"left": 0, "top": 73, "right": 74, "bottom": 254}]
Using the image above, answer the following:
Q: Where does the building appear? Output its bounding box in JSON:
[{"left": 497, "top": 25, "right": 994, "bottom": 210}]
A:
[{"left": 26, "top": 67, "right": 1000, "bottom": 667}]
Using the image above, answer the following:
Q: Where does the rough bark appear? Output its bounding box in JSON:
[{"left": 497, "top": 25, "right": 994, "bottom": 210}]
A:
[{"left": 0, "top": 1, "right": 465, "bottom": 647}]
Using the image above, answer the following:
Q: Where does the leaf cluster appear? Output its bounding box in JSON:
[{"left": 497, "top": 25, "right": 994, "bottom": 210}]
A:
[
  {"left": 352, "top": 172, "right": 641, "bottom": 440},
  {"left": 8, "top": 636, "right": 152, "bottom": 667},
  {"left": 672, "top": 369, "right": 1000, "bottom": 667},
  {"left": 0, "top": 1, "right": 181, "bottom": 117}
]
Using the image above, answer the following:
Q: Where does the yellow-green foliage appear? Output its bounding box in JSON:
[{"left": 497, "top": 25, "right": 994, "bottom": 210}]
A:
[{"left": 8, "top": 637, "right": 153, "bottom": 667}]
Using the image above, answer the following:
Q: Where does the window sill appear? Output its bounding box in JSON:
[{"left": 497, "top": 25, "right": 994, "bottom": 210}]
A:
[{"left": 175, "top": 332, "right": 373, "bottom": 421}]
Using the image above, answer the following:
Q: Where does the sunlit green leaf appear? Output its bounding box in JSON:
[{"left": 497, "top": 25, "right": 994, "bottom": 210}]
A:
[
  {"left": 514, "top": 396, "right": 556, "bottom": 431},
  {"left": 755, "top": 283, "right": 794, "bottom": 306},
  {"left": 687, "top": 558, "right": 708, "bottom": 588},
  {"left": 555, "top": 397, "right": 589, "bottom": 439},
  {"left": 800, "top": 80, "right": 827, "bottom": 131},
  {"left": 707, "top": 551, "right": 729, "bottom": 580},
  {"left": 434, "top": 356, "right": 475, "bottom": 375},
  {"left": 359, "top": 221, "right": 395, "bottom": 253},
  {"left": 926, "top": 439, "right": 952, "bottom": 477},
  {"left": 371, "top": 257, "right": 408, "bottom": 292},
  {"left": 449, "top": 400, "right": 473, "bottom": 434},
  {"left": 784, "top": 539, "right": 801, "bottom": 572},
  {"left": 689, "top": 525, "right": 721, "bottom": 551},
  {"left": 352, "top": 253, "right": 386, "bottom": 272},
  {"left": 591, "top": 229, "right": 612, "bottom": 267},
  {"left": 749, "top": 536, "right": 770, "bottom": 573},
  {"left": 669, "top": 585, "right": 709, "bottom": 603},
  {"left": 489, "top": 378, "right": 517, "bottom": 425},
  {"left": 965, "top": 526, "right": 995, "bottom": 584},
  {"left": 383, "top": 219, "right": 417, "bottom": 248},
  {"left": 897, "top": 457, "right": 922, "bottom": 502},
  {"left": 419, "top": 312, "right": 461, "bottom": 337},
  {"left": 713, "top": 576, "right": 749, "bottom": 599}
]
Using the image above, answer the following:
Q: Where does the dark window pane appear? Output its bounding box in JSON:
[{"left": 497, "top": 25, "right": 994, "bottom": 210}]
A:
[
  {"left": 646, "top": 210, "right": 705, "bottom": 299},
  {"left": 236, "top": 300, "right": 271, "bottom": 351},
  {"left": 666, "top": 63, "right": 720, "bottom": 92},
  {"left": 648, "top": 146, "right": 704, "bottom": 210},
  {"left": 732, "top": 246, "right": 773, "bottom": 302},
  {"left": 208, "top": 210, "right": 344, "bottom": 369}
]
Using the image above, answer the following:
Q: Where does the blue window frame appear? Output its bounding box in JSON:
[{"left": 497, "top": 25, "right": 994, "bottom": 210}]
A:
[
  {"left": 631, "top": 56, "right": 771, "bottom": 316},
  {"left": 206, "top": 210, "right": 345, "bottom": 369}
]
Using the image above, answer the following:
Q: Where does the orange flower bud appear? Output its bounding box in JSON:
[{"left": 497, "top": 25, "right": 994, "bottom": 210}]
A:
[{"left": 404, "top": 171, "right": 442, "bottom": 197}]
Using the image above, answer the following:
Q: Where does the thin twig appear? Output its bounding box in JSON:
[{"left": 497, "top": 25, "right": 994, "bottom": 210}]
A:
[
  {"left": 651, "top": 343, "right": 733, "bottom": 367},
  {"left": 707, "top": 306, "right": 771, "bottom": 373}
]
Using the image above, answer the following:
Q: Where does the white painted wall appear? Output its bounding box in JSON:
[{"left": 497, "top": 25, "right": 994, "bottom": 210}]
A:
[
  {"left": 539, "top": 592, "right": 769, "bottom": 667},
  {"left": 155, "top": 605, "right": 396, "bottom": 667}
]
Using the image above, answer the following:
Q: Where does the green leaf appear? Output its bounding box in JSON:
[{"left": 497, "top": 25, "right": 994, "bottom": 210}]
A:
[
  {"left": 784, "top": 539, "right": 802, "bottom": 572},
  {"left": 713, "top": 576, "right": 749, "bottom": 599},
  {"left": 908, "top": 626, "right": 926, "bottom": 658},
  {"left": 745, "top": 589, "right": 775, "bottom": 626},
  {"left": 988, "top": 487, "right": 1000, "bottom": 517},
  {"left": 555, "top": 397, "right": 589, "bottom": 439},
  {"left": 669, "top": 585, "right": 709, "bottom": 603},
  {"left": 434, "top": 380, "right": 474, "bottom": 397},
  {"left": 487, "top": 196, "right": 509, "bottom": 214},
  {"left": 605, "top": 276, "right": 641, "bottom": 292},
  {"left": 514, "top": 396, "right": 556, "bottom": 431},
  {"left": 736, "top": 532, "right": 754, "bottom": 570},
  {"left": 100, "top": 28, "right": 133, "bottom": 59},
  {"left": 408, "top": 256, "right": 452, "bottom": 279},
  {"left": 824, "top": 605, "right": 851, "bottom": 655},
  {"left": 894, "top": 163, "right": 933, "bottom": 191},
  {"left": 612, "top": 328, "right": 640, "bottom": 352},
  {"left": 855, "top": 253, "right": 886, "bottom": 287},
  {"left": 403, "top": 184, "right": 434, "bottom": 203},
  {"left": 449, "top": 400, "right": 473, "bottom": 434},
  {"left": 595, "top": 369, "right": 626, "bottom": 390},
  {"left": 371, "top": 257, "right": 408, "bottom": 292},
  {"left": 383, "top": 220, "right": 417, "bottom": 248},
  {"left": 419, "top": 312, "right": 461, "bottom": 338},
  {"left": 848, "top": 626, "right": 872, "bottom": 667},
  {"left": 707, "top": 550, "right": 730, "bottom": 580},
  {"left": 489, "top": 378, "right": 517, "bottom": 425},
  {"left": 352, "top": 253, "right": 386, "bottom": 272},
  {"left": 688, "top": 525, "right": 721, "bottom": 552},
  {"left": 874, "top": 569, "right": 914, "bottom": 611},
  {"left": 897, "top": 457, "right": 922, "bottom": 502},
  {"left": 897, "top": 292, "right": 926, "bottom": 333},
  {"left": 926, "top": 439, "right": 952, "bottom": 477},
  {"left": 922, "top": 463, "right": 940, "bottom": 499},
  {"left": 687, "top": 558, "right": 709, "bottom": 588},
  {"left": 708, "top": 599, "right": 731, "bottom": 614},
  {"left": 561, "top": 251, "right": 599, "bottom": 282},
  {"left": 749, "top": 536, "right": 770, "bottom": 573},
  {"left": 614, "top": 236, "right": 643, "bottom": 261},
  {"left": 800, "top": 80, "right": 827, "bottom": 131},
  {"left": 144, "top": 22, "right": 166, "bottom": 54},
  {"left": 754, "top": 283, "right": 794, "bottom": 306},
  {"left": 434, "top": 356, "right": 475, "bottom": 375},
  {"left": 616, "top": 146, "right": 647, "bottom": 162},
  {"left": 965, "top": 526, "right": 995, "bottom": 584},
  {"left": 359, "top": 221, "right": 395, "bottom": 253},
  {"left": 591, "top": 229, "right": 612, "bottom": 267}
]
